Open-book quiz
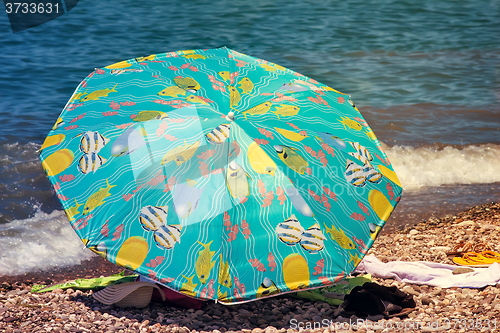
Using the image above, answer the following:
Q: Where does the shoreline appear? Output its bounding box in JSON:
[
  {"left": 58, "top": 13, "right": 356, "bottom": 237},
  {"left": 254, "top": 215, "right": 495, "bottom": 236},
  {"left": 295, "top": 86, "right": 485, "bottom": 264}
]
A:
[{"left": 1, "top": 202, "right": 499, "bottom": 332}]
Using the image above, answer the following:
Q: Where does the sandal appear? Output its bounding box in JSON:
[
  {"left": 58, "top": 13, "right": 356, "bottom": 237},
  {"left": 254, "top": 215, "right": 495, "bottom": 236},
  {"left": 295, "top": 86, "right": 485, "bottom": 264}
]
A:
[
  {"left": 479, "top": 250, "right": 500, "bottom": 262},
  {"left": 452, "top": 252, "right": 493, "bottom": 267},
  {"left": 446, "top": 241, "right": 473, "bottom": 256}
]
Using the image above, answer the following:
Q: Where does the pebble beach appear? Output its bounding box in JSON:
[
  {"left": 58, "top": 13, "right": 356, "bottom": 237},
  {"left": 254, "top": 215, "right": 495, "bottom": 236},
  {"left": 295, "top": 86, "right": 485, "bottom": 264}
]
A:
[{"left": 1, "top": 202, "right": 499, "bottom": 333}]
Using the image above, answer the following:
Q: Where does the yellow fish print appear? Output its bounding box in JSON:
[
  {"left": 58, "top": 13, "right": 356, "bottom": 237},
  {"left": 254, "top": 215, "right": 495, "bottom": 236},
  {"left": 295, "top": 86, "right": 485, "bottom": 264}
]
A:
[
  {"left": 242, "top": 102, "right": 272, "bottom": 120},
  {"left": 42, "top": 149, "right": 74, "bottom": 177},
  {"left": 364, "top": 128, "right": 377, "bottom": 141},
  {"left": 82, "top": 179, "right": 116, "bottom": 215},
  {"left": 181, "top": 274, "right": 198, "bottom": 297},
  {"left": 183, "top": 54, "right": 206, "bottom": 60},
  {"left": 324, "top": 223, "right": 356, "bottom": 249},
  {"left": 218, "top": 71, "right": 230, "bottom": 81},
  {"left": 65, "top": 199, "right": 82, "bottom": 222},
  {"left": 260, "top": 63, "right": 277, "bottom": 72},
  {"left": 272, "top": 104, "right": 300, "bottom": 119},
  {"left": 237, "top": 77, "right": 253, "bottom": 94},
  {"left": 228, "top": 85, "right": 241, "bottom": 107},
  {"left": 158, "top": 86, "right": 187, "bottom": 97},
  {"left": 133, "top": 111, "right": 169, "bottom": 122},
  {"left": 161, "top": 140, "right": 200, "bottom": 166},
  {"left": 218, "top": 254, "right": 232, "bottom": 289},
  {"left": 135, "top": 54, "right": 156, "bottom": 62},
  {"left": 217, "top": 286, "right": 228, "bottom": 300},
  {"left": 81, "top": 84, "right": 118, "bottom": 102},
  {"left": 52, "top": 117, "right": 64, "bottom": 130},
  {"left": 349, "top": 253, "right": 362, "bottom": 266},
  {"left": 256, "top": 277, "right": 280, "bottom": 298},
  {"left": 186, "top": 95, "right": 209, "bottom": 105},
  {"left": 195, "top": 241, "right": 215, "bottom": 284},
  {"left": 247, "top": 142, "right": 277, "bottom": 176},
  {"left": 274, "top": 128, "right": 307, "bottom": 142},
  {"left": 174, "top": 77, "right": 200, "bottom": 93},
  {"left": 69, "top": 89, "right": 88, "bottom": 102},
  {"left": 274, "top": 145, "right": 309, "bottom": 174},
  {"left": 40, "top": 134, "right": 65, "bottom": 152},
  {"left": 338, "top": 116, "right": 362, "bottom": 131},
  {"left": 323, "top": 86, "right": 348, "bottom": 95},
  {"left": 105, "top": 60, "right": 132, "bottom": 69}
]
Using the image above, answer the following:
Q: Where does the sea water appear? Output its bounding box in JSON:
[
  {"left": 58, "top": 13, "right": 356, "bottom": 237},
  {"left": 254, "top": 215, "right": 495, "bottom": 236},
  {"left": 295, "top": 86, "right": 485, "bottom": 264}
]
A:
[{"left": 0, "top": 0, "right": 499, "bottom": 275}]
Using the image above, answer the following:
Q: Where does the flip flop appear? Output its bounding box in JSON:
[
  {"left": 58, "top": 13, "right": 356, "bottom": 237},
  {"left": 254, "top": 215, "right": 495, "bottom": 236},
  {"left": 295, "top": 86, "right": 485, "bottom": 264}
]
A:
[
  {"left": 446, "top": 241, "right": 473, "bottom": 256},
  {"left": 452, "top": 252, "right": 493, "bottom": 267},
  {"left": 479, "top": 250, "right": 500, "bottom": 262}
]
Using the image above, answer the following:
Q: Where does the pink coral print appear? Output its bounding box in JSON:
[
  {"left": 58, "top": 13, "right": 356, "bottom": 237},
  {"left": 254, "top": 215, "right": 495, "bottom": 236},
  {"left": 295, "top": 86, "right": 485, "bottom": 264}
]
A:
[
  {"left": 267, "top": 252, "right": 276, "bottom": 272},
  {"left": 308, "top": 94, "right": 330, "bottom": 108},
  {"left": 69, "top": 113, "right": 86, "bottom": 123},
  {"left": 323, "top": 186, "right": 337, "bottom": 201},
  {"left": 258, "top": 128, "right": 274, "bottom": 140},
  {"left": 112, "top": 224, "right": 124, "bottom": 241},
  {"left": 66, "top": 103, "right": 83, "bottom": 111},
  {"left": 168, "top": 65, "right": 178, "bottom": 71},
  {"left": 120, "top": 101, "right": 136, "bottom": 106},
  {"left": 59, "top": 174, "right": 75, "bottom": 182},
  {"left": 160, "top": 277, "right": 174, "bottom": 284},
  {"left": 64, "top": 125, "right": 78, "bottom": 130},
  {"left": 116, "top": 123, "right": 131, "bottom": 129},
  {"left": 110, "top": 101, "right": 120, "bottom": 110},
  {"left": 248, "top": 259, "right": 266, "bottom": 272},
  {"left": 224, "top": 211, "right": 231, "bottom": 231},
  {"left": 254, "top": 138, "right": 269, "bottom": 145},
  {"left": 262, "top": 191, "right": 274, "bottom": 208},
  {"left": 276, "top": 186, "right": 286, "bottom": 205},
  {"left": 233, "top": 277, "right": 245, "bottom": 301},
  {"left": 313, "top": 259, "right": 325, "bottom": 276},
  {"left": 271, "top": 92, "right": 297, "bottom": 103},
  {"left": 101, "top": 221, "right": 109, "bottom": 237},
  {"left": 147, "top": 270, "right": 158, "bottom": 281},
  {"left": 103, "top": 111, "right": 118, "bottom": 116},
  {"left": 207, "top": 279, "right": 215, "bottom": 298},
  {"left": 146, "top": 256, "right": 165, "bottom": 268},
  {"left": 387, "top": 182, "right": 395, "bottom": 200},
  {"left": 227, "top": 224, "right": 239, "bottom": 242},
  {"left": 197, "top": 149, "right": 215, "bottom": 160},
  {"left": 287, "top": 122, "right": 299, "bottom": 130},
  {"left": 240, "top": 219, "right": 251, "bottom": 239},
  {"left": 358, "top": 201, "right": 369, "bottom": 215},
  {"left": 350, "top": 212, "right": 366, "bottom": 222},
  {"left": 163, "top": 176, "right": 176, "bottom": 193},
  {"left": 337, "top": 96, "right": 345, "bottom": 104}
]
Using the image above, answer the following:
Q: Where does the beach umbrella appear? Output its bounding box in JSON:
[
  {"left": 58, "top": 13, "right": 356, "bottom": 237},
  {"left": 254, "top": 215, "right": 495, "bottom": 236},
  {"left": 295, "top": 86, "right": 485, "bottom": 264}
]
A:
[{"left": 39, "top": 47, "right": 403, "bottom": 304}]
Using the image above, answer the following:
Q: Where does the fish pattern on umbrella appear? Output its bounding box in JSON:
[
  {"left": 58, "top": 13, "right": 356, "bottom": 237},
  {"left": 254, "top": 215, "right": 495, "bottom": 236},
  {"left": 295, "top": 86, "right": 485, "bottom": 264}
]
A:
[{"left": 39, "top": 47, "right": 403, "bottom": 304}]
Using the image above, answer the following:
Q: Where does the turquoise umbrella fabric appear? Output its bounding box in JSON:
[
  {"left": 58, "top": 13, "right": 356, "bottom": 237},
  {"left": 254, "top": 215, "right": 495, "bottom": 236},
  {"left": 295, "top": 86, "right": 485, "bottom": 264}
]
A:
[{"left": 40, "top": 47, "right": 403, "bottom": 304}]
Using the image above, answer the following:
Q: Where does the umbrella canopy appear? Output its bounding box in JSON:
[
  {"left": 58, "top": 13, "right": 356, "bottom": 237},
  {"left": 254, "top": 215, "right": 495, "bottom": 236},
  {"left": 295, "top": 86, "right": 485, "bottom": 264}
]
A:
[{"left": 40, "top": 47, "right": 403, "bottom": 304}]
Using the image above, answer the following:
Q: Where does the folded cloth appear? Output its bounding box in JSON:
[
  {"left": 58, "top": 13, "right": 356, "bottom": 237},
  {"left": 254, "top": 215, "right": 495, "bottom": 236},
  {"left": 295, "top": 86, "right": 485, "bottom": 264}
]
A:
[
  {"left": 355, "top": 255, "right": 500, "bottom": 288},
  {"left": 339, "top": 282, "right": 416, "bottom": 319},
  {"left": 31, "top": 271, "right": 137, "bottom": 293}
]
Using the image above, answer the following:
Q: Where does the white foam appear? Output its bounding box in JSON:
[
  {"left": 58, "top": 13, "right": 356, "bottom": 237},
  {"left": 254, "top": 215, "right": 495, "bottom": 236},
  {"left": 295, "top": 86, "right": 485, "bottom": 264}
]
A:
[
  {"left": 385, "top": 144, "right": 500, "bottom": 190},
  {"left": 0, "top": 208, "right": 94, "bottom": 275}
]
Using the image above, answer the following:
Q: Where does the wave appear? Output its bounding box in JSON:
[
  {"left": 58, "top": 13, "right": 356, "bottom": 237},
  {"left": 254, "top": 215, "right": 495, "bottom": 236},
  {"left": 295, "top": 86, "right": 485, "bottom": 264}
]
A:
[
  {"left": 0, "top": 208, "right": 94, "bottom": 275},
  {"left": 384, "top": 143, "right": 500, "bottom": 190}
]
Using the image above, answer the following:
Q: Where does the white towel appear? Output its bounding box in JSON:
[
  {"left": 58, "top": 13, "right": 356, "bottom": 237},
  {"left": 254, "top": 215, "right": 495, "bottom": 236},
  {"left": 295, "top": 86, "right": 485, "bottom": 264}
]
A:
[{"left": 354, "top": 255, "right": 500, "bottom": 288}]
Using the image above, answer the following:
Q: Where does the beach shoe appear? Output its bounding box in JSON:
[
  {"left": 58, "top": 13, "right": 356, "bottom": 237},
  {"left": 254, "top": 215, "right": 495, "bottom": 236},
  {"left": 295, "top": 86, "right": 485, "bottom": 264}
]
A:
[
  {"left": 479, "top": 250, "right": 500, "bottom": 262},
  {"left": 452, "top": 252, "right": 494, "bottom": 267}
]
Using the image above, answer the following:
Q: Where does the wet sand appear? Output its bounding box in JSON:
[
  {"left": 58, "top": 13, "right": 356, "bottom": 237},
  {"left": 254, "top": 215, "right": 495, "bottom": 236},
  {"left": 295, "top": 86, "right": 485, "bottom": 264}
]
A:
[{"left": 1, "top": 202, "right": 499, "bottom": 332}]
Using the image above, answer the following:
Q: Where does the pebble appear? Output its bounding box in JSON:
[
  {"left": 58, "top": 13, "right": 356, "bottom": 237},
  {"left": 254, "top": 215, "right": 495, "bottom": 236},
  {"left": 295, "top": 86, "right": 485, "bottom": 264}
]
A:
[
  {"left": 452, "top": 267, "right": 474, "bottom": 275},
  {"left": 1, "top": 203, "right": 499, "bottom": 333}
]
